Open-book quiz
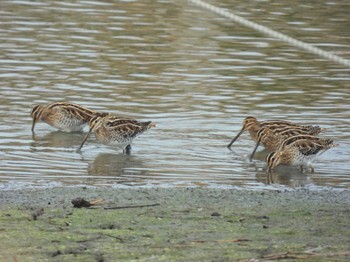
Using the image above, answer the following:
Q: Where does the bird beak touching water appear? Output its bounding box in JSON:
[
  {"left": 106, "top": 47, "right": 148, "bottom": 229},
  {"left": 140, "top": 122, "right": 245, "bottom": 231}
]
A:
[
  {"left": 227, "top": 127, "right": 244, "bottom": 149},
  {"left": 76, "top": 128, "right": 93, "bottom": 152}
]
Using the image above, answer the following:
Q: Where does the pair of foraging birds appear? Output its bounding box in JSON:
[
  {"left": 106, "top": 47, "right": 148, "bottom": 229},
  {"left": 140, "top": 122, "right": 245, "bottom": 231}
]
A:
[
  {"left": 30, "top": 102, "right": 337, "bottom": 171},
  {"left": 30, "top": 102, "right": 156, "bottom": 154},
  {"left": 227, "top": 116, "right": 337, "bottom": 172}
]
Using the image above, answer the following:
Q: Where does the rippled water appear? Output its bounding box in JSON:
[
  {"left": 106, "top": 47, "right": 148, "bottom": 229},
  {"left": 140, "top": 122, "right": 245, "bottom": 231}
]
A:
[{"left": 1, "top": 0, "right": 349, "bottom": 190}]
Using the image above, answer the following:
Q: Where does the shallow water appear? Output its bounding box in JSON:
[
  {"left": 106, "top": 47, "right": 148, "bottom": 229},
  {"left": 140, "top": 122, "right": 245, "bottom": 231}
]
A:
[{"left": 0, "top": 0, "right": 349, "bottom": 190}]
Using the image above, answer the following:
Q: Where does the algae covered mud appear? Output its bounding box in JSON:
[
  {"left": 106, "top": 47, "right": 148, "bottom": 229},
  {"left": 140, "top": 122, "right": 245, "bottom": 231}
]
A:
[{"left": 1, "top": 187, "right": 350, "bottom": 261}]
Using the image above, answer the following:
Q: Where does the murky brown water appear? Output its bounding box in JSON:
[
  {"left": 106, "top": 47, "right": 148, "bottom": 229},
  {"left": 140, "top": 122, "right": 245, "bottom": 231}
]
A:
[{"left": 0, "top": 0, "right": 349, "bottom": 190}]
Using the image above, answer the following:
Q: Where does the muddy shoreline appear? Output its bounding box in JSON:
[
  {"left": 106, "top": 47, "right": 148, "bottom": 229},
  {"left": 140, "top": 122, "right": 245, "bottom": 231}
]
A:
[{"left": 1, "top": 187, "right": 350, "bottom": 261}]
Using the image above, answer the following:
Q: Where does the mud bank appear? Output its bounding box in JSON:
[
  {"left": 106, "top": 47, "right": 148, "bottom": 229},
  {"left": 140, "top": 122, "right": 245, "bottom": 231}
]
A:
[{"left": 0, "top": 187, "right": 350, "bottom": 261}]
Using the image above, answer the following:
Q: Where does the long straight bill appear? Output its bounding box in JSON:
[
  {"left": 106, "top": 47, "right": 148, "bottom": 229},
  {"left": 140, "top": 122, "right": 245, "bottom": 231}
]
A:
[
  {"left": 227, "top": 127, "right": 244, "bottom": 149},
  {"left": 76, "top": 129, "right": 92, "bottom": 152}
]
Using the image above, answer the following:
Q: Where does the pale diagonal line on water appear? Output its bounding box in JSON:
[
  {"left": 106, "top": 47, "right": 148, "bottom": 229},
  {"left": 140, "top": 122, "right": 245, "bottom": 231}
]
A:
[{"left": 187, "top": 0, "right": 350, "bottom": 68}]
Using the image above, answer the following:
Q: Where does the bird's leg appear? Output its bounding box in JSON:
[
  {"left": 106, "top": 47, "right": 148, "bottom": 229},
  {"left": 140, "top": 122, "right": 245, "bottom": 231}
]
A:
[{"left": 124, "top": 145, "right": 132, "bottom": 155}]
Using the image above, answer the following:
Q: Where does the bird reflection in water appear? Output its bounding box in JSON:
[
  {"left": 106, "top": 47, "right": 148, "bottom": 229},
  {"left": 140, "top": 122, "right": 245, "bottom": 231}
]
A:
[
  {"left": 30, "top": 130, "right": 85, "bottom": 151},
  {"left": 87, "top": 153, "right": 148, "bottom": 185},
  {"left": 255, "top": 168, "right": 313, "bottom": 188}
]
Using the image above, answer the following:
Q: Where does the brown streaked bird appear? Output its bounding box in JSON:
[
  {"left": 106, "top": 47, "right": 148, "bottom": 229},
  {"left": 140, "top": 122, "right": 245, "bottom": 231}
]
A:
[
  {"left": 249, "top": 125, "right": 324, "bottom": 161},
  {"left": 266, "top": 135, "right": 338, "bottom": 172},
  {"left": 30, "top": 102, "right": 108, "bottom": 132},
  {"left": 227, "top": 116, "right": 323, "bottom": 149},
  {"left": 77, "top": 115, "right": 156, "bottom": 153}
]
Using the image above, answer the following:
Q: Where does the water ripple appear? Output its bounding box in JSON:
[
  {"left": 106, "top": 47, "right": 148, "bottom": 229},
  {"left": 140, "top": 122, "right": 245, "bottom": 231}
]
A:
[{"left": 0, "top": 0, "right": 349, "bottom": 190}]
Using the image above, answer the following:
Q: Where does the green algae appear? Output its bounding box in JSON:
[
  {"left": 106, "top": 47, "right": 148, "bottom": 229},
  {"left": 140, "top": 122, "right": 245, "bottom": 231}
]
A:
[{"left": 0, "top": 188, "right": 350, "bottom": 261}]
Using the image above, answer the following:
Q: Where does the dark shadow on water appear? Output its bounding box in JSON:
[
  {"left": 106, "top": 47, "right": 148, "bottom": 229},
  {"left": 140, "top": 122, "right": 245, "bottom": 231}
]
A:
[
  {"left": 87, "top": 153, "right": 147, "bottom": 180},
  {"left": 255, "top": 167, "right": 313, "bottom": 188},
  {"left": 30, "top": 130, "right": 85, "bottom": 151},
  {"left": 246, "top": 149, "right": 314, "bottom": 188},
  {"left": 250, "top": 149, "right": 270, "bottom": 162}
]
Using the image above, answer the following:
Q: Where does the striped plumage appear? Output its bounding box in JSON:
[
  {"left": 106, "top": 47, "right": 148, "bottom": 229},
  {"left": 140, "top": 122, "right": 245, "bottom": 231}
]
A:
[
  {"left": 227, "top": 116, "right": 323, "bottom": 149},
  {"left": 249, "top": 125, "right": 324, "bottom": 161},
  {"left": 266, "top": 135, "right": 337, "bottom": 172},
  {"left": 77, "top": 115, "right": 156, "bottom": 153},
  {"left": 31, "top": 102, "right": 108, "bottom": 132}
]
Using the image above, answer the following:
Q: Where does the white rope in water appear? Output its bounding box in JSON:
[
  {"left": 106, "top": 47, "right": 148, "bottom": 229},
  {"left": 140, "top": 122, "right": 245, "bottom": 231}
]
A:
[{"left": 187, "top": 0, "right": 350, "bottom": 68}]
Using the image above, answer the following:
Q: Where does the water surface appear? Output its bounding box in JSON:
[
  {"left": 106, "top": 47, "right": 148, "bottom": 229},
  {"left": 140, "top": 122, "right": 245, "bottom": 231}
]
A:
[{"left": 0, "top": 0, "right": 349, "bottom": 190}]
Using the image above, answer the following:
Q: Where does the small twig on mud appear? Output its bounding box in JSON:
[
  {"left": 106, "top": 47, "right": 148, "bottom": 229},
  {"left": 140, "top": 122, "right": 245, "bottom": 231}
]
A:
[
  {"left": 76, "top": 234, "right": 103, "bottom": 243},
  {"left": 104, "top": 203, "right": 160, "bottom": 210},
  {"left": 103, "top": 234, "right": 124, "bottom": 243},
  {"left": 174, "top": 239, "right": 251, "bottom": 247},
  {"left": 239, "top": 250, "right": 350, "bottom": 261},
  {"left": 192, "top": 239, "right": 251, "bottom": 244}
]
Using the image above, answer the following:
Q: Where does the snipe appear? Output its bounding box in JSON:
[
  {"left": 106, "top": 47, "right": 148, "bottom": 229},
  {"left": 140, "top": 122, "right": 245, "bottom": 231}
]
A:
[
  {"left": 77, "top": 115, "right": 156, "bottom": 153},
  {"left": 31, "top": 102, "right": 108, "bottom": 132},
  {"left": 249, "top": 125, "right": 324, "bottom": 161},
  {"left": 266, "top": 135, "right": 338, "bottom": 172},
  {"left": 227, "top": 116, "right": 323, "bottom": 149}
]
